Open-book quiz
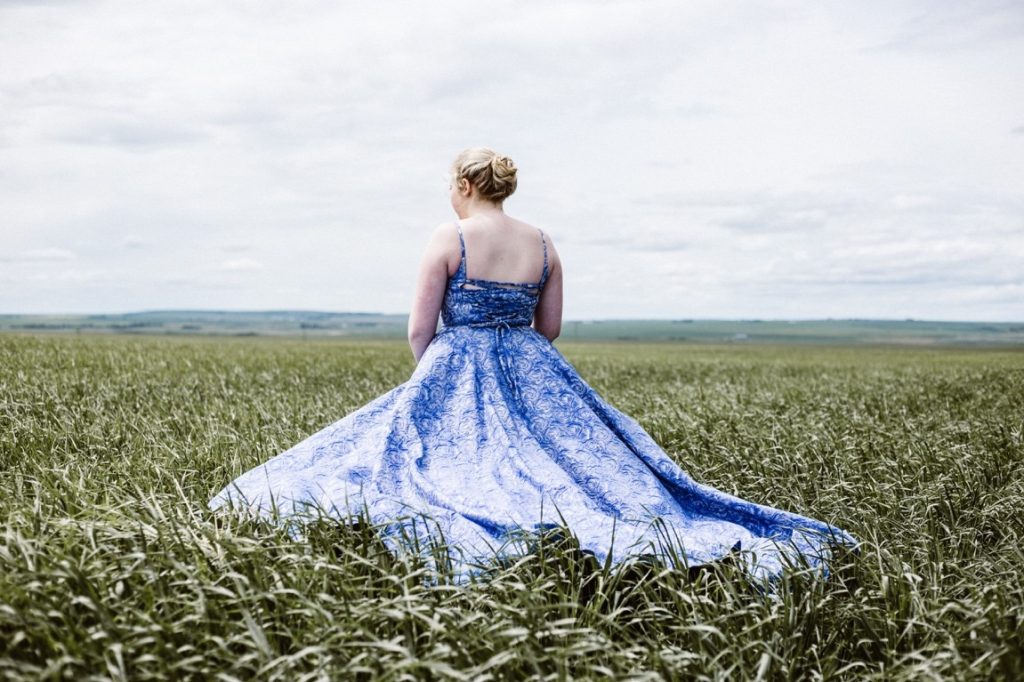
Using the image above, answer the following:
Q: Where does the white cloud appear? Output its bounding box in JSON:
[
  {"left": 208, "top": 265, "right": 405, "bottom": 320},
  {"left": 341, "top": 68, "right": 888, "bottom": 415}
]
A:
[
  {"left": 122, "top": 235, "right": 149, "bottom": 249},
  {"left": 1, "top": 248, "right": 77, "bottom": 262},
  {"left": 220, "top": 258, "right": 264, "bottom": 272},
  {"left": 0, "top": 0, "right": 1022, "bottom": 320}
]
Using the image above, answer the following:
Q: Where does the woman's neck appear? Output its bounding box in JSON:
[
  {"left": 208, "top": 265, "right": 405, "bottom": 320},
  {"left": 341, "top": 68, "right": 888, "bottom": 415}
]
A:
[{"left": 458, "top": 198, "right": 504, "bottom": 220}]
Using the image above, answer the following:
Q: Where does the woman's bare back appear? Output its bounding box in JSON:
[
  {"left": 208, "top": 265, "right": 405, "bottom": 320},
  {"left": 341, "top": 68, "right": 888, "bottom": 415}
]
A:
[{"left": 452, "top": 214, "right": 550, "bottom": 286}]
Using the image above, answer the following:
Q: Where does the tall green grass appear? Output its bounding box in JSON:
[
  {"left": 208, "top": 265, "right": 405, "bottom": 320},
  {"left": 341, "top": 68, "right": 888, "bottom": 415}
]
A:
[{"left": 1, "top": 334, "right": 1021, "bottom": 679}]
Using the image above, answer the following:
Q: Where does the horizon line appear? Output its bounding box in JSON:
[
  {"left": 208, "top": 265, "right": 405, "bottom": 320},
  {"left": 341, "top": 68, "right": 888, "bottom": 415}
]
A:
[{"left": 1, "top": 309, "right": 1022, "bottom": 325}]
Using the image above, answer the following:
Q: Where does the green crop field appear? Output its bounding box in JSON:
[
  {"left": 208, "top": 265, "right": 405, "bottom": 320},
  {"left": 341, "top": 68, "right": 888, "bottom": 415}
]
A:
[{"left": 1, "top": 333, "right": 1022, "bottom": 680}]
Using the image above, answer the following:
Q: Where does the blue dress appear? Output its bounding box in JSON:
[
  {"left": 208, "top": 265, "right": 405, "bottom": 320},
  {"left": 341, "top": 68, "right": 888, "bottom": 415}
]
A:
[{"left": 210, "top": 220, "right": 856, "bottom": 582}]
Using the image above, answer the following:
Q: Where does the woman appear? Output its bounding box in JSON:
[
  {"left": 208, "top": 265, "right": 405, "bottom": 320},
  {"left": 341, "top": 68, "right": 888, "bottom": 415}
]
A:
[{"left": 210, "top": 147, "right": 856, "bottom": 582}]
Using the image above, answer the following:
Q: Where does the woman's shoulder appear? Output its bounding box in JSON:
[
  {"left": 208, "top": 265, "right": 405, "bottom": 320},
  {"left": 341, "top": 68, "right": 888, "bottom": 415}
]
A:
[
  {"left": 507, "top": 215, "right": 557, "bottom": 242},
  {"left": 510, "top": 217, "right": 560, "bottom": 261},
  {"left": 522, "top": 219, "right": 558, "bottom": 256},
  {"left": 428, "top": 220, "right": 464, "bottom": 248},
  {"left": 423, "top": 221, "right": 465, "bottom": 278}
]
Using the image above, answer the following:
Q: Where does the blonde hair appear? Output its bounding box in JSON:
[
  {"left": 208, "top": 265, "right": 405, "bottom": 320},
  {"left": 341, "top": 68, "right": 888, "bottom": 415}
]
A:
[{"left": 451, "top": 147, "right": 518, "bottom": 203}]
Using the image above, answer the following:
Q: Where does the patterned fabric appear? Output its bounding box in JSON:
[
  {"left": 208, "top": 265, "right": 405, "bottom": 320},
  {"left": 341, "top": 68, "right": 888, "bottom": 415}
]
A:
[{"left": 210, "top": 220, "right": 857, "bottom": 582}]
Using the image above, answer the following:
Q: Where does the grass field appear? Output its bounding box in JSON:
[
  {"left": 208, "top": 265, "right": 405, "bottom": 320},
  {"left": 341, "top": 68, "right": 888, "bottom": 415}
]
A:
[{"left": 1, "top": 333, "right": 1022, "bottom": 680}]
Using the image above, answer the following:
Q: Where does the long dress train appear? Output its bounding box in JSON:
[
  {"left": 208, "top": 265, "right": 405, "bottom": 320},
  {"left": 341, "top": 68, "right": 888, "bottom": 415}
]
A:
[{"left": 209, "top": 221, "right": 857, "bottom": 581}]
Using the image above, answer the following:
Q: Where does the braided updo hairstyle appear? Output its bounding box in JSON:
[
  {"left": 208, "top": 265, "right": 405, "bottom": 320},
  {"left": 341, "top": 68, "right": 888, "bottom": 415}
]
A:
[{"left": 451, "top": 147, "right": 518, "bottom": 203}]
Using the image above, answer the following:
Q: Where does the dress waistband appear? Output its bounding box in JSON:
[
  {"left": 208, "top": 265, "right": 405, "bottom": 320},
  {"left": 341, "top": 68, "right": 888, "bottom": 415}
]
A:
[
  {"left": 465, "top": 321, "right": 530, "bottom": 329},
  {"left": 439, "top": 321, "right": 531, "bottom": 332},
  {"left": 442, "top": 321, "right": 529, "bottom": 403}
]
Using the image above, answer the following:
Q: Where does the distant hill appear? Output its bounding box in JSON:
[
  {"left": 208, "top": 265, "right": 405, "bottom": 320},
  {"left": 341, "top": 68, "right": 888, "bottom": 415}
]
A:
[
  {"left": 0, "top": 310, "right": 407, "bottom": 338},
  {"left": 1, "top": 311, "right": 1022, "bottom": 346}
]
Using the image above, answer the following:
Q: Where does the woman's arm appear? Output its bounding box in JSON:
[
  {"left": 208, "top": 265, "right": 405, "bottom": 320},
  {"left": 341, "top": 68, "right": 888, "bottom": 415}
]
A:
[
  {"left": 408, "top": 223, "right": 456, "bottom": 363},
  {"left": 533, "top": 240, "right": 562, "bottom": 342}
]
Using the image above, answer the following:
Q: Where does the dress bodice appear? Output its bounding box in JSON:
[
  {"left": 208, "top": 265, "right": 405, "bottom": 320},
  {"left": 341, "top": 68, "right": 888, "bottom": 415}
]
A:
[{"left": 440, "top": 220, "right": 549, "bottom": 329}]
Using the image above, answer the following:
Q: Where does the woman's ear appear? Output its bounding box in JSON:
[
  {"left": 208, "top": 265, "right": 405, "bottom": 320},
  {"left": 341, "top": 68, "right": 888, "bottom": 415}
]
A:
[{"left": 459, "top": 178, "right": 472, "bottom": 196}]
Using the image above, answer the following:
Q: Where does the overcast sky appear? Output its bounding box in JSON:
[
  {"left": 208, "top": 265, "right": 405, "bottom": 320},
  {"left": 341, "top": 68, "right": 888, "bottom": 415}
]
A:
[{"left": 2, "top": 0, "right": 1022, "bottom": 320}]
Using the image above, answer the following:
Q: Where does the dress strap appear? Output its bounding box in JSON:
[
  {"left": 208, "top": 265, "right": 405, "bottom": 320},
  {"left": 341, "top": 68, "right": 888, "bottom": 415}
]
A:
[
  {"left": 454, "top": 219, "right": 467, "bottom": 277},
  {"left": 537, "top": 228, "right": 549, "bottom": 287}
]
